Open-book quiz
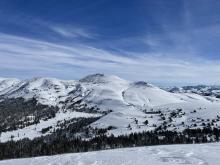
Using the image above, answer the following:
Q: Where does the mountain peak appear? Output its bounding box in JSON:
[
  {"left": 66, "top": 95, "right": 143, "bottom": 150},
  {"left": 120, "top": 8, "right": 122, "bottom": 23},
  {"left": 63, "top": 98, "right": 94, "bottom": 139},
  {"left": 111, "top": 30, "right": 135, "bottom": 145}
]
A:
[
  {"left": 79, "top": 73, "right": 106, "bottom": 83},
  {"left": 79, "top": 73, "right": 127, "bottom": 83},
  {"left": 132, "top": 81, "right": 154, "bottom": 88}
]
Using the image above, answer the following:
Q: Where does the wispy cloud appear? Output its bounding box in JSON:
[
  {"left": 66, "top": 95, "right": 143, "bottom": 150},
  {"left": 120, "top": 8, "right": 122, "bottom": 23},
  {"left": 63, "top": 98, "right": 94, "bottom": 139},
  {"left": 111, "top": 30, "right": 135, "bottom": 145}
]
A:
[
  {"left": 49, "top": 25, "right": 94, "bottom": 39},
  {"left": 0, "top": 32, "right": 220, "bottom": 85}
]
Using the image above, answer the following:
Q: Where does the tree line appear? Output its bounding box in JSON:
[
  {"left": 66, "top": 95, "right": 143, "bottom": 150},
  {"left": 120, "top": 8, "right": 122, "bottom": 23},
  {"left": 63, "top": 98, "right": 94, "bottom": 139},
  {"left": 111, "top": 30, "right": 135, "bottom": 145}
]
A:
[{"left": 0, "top": 127, "right": 219, "bottom": 160}]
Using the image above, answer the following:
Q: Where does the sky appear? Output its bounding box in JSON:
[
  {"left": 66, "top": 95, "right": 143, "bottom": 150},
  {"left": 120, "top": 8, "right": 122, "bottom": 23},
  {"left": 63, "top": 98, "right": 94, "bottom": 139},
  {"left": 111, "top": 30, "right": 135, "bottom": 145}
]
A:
[{"left": 0, "top": 0, "right": 220, "bottom": 86}]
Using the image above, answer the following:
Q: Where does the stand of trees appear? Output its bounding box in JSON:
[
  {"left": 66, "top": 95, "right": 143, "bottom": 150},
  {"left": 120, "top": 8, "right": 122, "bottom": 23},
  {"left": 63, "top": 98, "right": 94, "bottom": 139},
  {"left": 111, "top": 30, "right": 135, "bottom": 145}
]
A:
[
  {"left": 0, "top": 98, "right": 59, "bottom": 132},
  {"left": 0, "top": 127, "right": 220, "bottom": 160}
]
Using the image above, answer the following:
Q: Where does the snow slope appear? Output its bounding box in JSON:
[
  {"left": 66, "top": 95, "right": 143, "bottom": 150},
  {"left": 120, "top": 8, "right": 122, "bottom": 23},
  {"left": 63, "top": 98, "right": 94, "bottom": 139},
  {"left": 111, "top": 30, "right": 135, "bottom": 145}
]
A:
[
  {"left": 0, "top": 111, "right": 102, "bottom": 142},
  {"left": 123, "top": 81, "right": 183, "bottom": 107},
  {"left": 0, "top": 142, "right": 219, "bottom": 165}
]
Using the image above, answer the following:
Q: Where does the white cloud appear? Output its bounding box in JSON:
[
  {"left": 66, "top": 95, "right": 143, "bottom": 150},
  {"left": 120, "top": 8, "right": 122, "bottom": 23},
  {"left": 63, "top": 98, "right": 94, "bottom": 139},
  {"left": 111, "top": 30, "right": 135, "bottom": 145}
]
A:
[{"left": 0, "top": 33, "right": 220, "bottom": 85}]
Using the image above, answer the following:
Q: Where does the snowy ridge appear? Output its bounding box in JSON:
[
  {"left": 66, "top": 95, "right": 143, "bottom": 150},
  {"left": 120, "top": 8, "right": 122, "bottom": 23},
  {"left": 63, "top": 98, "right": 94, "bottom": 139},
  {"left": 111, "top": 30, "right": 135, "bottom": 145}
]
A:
[
  {"left": 0, "top": 77, "right": 77, "bottom": 106},
  {"left": 0, "top": 74, "right": 220, "bottom": 142}
]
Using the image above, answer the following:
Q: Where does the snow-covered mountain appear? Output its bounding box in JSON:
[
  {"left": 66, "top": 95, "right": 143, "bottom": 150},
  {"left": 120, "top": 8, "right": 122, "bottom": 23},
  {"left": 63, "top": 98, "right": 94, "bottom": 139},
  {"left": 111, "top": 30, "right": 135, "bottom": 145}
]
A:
[{"left": 0, "top": 74, "right": 220, "bottom": 142}]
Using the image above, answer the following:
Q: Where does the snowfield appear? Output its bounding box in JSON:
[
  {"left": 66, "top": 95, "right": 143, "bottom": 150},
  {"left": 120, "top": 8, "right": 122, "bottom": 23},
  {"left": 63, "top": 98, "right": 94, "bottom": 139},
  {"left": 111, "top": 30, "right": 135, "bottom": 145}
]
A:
[{"left": 0, "top": 143, "right": 220, "bottom": 165}]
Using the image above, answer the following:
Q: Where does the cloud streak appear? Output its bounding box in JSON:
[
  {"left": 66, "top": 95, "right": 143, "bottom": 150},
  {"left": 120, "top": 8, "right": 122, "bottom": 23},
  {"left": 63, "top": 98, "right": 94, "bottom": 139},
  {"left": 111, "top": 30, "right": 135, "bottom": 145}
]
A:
[
  {"left": 0, "top": 32, "right": 220, "bottom": 86},
  {"left": 49, "top": 25, "right": 94, "bottom": 39}
]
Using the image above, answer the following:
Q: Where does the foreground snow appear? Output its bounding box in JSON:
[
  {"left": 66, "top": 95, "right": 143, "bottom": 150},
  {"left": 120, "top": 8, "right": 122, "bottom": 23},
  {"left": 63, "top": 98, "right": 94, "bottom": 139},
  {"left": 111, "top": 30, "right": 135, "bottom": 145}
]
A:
[{"left": 1, "top": 143, "right": 220, "bottom": 165}]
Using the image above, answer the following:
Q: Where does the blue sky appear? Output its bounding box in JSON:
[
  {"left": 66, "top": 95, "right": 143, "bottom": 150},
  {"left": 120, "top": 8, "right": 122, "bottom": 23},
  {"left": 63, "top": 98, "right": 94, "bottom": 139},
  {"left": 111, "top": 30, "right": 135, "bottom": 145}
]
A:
[{"left": 0, "top": 0, "right": 220, "bottom": 85}]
